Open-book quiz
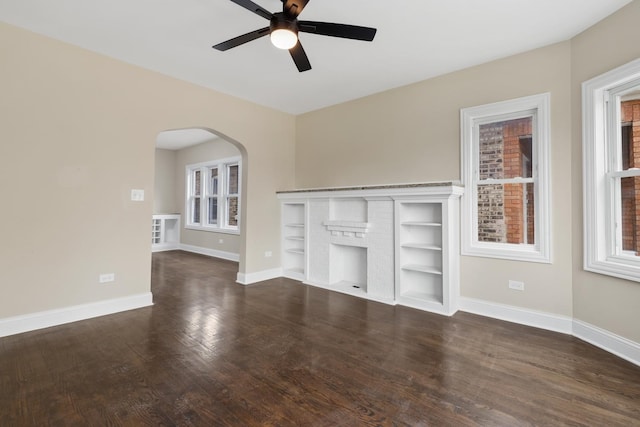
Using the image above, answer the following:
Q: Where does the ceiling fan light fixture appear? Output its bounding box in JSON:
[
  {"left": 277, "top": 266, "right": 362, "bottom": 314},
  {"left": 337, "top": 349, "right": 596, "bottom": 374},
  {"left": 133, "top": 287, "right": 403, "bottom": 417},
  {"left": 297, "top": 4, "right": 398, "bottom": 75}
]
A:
[{"left": 271, "top": 28, "right": 298, "bottom": 50}]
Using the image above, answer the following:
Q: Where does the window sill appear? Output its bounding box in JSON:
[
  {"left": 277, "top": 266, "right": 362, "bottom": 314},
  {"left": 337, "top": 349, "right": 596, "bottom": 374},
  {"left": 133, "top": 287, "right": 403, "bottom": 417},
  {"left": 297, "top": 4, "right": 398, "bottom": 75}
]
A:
[
  {"left": 462, "top": 244, "right": 551, "bottom": 264},
  {"left": 585, "top": 258, "right": 640, "bottom": 283},
  {"left": 185, "top": 225, "right": 240, "bottom": 235}
]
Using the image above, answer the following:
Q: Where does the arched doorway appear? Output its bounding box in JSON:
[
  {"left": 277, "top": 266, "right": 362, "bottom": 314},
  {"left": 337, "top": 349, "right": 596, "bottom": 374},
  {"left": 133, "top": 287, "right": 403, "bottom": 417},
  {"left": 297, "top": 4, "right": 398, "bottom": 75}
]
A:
[{"left": 153, "top": 127, "right": 248, "bottom": 273}]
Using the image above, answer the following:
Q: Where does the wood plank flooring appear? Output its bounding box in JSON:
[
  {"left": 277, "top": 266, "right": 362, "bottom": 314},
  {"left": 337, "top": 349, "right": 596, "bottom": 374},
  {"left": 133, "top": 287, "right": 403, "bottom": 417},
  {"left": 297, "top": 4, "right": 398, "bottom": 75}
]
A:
[{"left": 1, "top": 250, "right": 639, "bottom": 426}]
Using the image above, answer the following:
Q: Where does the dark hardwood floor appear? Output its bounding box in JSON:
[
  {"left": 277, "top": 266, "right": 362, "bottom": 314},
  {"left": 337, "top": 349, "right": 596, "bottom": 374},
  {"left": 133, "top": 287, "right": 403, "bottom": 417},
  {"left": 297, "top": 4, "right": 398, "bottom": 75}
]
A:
[{"left": 1, "top": 251, "right": 639, "bottom": 426}]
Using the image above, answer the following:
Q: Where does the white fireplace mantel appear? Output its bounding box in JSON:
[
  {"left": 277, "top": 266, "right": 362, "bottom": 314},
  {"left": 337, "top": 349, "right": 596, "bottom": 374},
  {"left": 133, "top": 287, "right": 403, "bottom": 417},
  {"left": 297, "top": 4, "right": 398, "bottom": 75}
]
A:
[{"left": 323, "top": 220, "right": 370, "bottom": 238}]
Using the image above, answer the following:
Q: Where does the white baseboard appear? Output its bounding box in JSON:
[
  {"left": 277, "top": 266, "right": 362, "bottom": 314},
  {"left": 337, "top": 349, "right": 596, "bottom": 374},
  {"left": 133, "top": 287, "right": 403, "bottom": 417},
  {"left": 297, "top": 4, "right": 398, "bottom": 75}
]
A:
[
  {"left": 573, "top": 320, "right": 640, "bottom": 367},
  {"left": 458, "top": 297, "right": 573, "bottom": 335},
  {"left": 237, "top": 268, "right": 283, "bottom": 285},
  {"left": 179, "top": 244, "right": 239, "bottom": 262},
  {"left": 0, "top": 292, "right": 153, "bottom": 338},
  {"left": 458, "top": 297, "right": 639, "bottom": 367}
]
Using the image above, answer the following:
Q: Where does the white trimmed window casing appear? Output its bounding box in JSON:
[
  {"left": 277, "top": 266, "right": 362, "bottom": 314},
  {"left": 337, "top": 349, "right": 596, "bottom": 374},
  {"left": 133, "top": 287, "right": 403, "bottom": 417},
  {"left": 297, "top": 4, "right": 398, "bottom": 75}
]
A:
[
  {"left": 461, "top": 93, "right": 551, "bottom": 263},
  {"left": 186, "top": 156, "right": 241, "bottom": 234},
  {"left": 583, "top": 58, "right": 640, "bottom": 282}
]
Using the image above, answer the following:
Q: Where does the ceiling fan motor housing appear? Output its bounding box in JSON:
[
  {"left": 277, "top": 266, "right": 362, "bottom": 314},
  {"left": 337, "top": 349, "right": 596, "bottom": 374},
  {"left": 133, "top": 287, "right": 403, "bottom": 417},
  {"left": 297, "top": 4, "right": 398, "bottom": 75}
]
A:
[{"left": 270, "top": 13, "right": 298, "bottom": 35}]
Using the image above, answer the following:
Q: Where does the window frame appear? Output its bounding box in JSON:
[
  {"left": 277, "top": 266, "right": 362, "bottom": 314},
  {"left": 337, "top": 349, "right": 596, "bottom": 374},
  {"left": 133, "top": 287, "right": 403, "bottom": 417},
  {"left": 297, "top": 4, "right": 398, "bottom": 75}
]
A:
[
  {"left": 185, "top": 156, "right": 241, "bottom": 235},
  {"left": 205, "top": 165, "right": 219, "bottom": 227},
  {"left": 583, "top": 58, "right": 640, "bottom": 281},
  {"left": 461, "top": 93, "right": 551, "bottom": 263}
]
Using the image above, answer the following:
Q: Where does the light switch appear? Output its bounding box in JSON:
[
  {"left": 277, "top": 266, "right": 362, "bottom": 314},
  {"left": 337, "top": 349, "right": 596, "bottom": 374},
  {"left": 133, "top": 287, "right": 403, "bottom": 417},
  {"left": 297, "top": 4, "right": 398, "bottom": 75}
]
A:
[{"left": 131, "top": 189, "right": 145, "bottom": 201}]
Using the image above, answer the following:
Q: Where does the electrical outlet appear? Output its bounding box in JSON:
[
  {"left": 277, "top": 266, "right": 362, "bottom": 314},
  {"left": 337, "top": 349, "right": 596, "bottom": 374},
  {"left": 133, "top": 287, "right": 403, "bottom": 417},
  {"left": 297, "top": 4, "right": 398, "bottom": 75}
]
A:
[
  {"left": 99, "top": 273, "right": 115, "bottom": 284},
  {"left": 265, "top": 251, "right": 272, "bottom": 258},
  {"left": 508, "top": 280, "right": 524, "bottom": 291}
]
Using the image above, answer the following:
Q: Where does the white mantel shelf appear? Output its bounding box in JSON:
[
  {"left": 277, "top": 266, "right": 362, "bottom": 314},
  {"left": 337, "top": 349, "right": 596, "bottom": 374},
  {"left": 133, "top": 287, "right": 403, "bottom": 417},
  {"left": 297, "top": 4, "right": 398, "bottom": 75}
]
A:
[
  {"left": 277, "top": 181, "right": 464, "bottom": 199},
  {"left": 277, "top": 182, "right": 463, "bottom": 316}
]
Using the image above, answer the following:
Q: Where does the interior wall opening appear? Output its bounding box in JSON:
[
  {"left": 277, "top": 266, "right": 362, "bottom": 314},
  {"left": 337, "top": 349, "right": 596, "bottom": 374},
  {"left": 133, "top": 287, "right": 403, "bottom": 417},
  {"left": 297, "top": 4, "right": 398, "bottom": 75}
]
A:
[{"left": 153, "top": 127, "right": 248, "bottom": 273}]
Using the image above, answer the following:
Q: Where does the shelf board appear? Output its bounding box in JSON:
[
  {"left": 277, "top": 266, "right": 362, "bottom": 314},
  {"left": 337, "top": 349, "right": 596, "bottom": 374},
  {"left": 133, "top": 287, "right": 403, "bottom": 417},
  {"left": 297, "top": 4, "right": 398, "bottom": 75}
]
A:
[
  {"left": 285, "top": 236, "right": 305, "bottom": 241},
  {"left": 286, "top": 249, "right": 305, "bottom": 254},
  {"left": 401, "top": 221, "right": 442, "bottom": 227},
  {"left": 400, "top": 290, "right": 443, "bottom": 305},
  {"left": 401, "top": 243, "right": 442, "bottom": 251},
  {"left": 285, "top": 223, "right": 305, "bottom": 228},
  {"left": 402, "top": 264, "right": 442, "bottom": 275}
]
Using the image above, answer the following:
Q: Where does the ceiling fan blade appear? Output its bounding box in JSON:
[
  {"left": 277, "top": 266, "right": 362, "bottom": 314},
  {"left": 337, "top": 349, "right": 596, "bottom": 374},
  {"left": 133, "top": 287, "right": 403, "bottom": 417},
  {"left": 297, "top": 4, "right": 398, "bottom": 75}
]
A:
[
  {"left": 281, "top": 0, "right": 309, "bottom": 18},
  {"left": 289, "top": 41, "right": 311, "bottom": 72},
  {"left": 230, "top": 0, "right": 273, "bottom": 20},
  {"left": 212, "top": 27, "right": 270, "bottom": 51},
  {"left": 298, "top": 21, "right": 377, "bottom": 41}
]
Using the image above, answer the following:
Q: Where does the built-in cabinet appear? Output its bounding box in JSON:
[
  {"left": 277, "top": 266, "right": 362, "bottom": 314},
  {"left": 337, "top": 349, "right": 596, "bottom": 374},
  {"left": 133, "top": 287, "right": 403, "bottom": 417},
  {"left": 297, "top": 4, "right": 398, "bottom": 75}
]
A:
[
  {"left": 152, "top": 214, "right": 181, "bottom": 252},
  {"left": 277, "top": 183, "right": 462, "bottom": 316}
]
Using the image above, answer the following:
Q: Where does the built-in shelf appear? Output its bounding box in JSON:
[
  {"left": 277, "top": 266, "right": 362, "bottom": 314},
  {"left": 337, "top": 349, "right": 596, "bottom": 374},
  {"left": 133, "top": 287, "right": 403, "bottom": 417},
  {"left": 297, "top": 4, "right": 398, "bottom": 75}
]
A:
[
  {"left": 401, "top": 243, "right": 442, "bottom": 251},
  {"left": 281, "top": 202, "right": 307, "bottom": 281},
  {"left": 152, "top": 214, "right": 181, "bottom": 252},
  {"left": 401, "top": 264, "right": 442, "bottom": 275},
  {"left": 400, "top": 290, "right": 442, "bottom": 304},
  {"left": 395, "top": 198, "right": 458, "bottom": 315},
  {"left": 278, "top": 183, "right": 462, "bottom": 316}
]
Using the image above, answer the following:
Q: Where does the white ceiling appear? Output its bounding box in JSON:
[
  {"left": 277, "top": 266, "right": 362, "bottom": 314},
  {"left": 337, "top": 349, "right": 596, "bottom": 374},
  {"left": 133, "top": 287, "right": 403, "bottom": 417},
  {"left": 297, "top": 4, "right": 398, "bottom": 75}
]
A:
[{"left": 0, "top": 0, "right": 631, "bottom": 116}]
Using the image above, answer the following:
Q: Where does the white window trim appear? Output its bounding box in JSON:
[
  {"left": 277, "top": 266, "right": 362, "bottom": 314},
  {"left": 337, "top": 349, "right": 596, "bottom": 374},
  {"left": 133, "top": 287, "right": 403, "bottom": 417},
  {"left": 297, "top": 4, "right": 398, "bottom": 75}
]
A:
[
  {"left": 583, "top": 58, "right": 640, "bottom": 282},
  {"left": 185, "top": 156, "right": 241, "bottom": 235},
  {"left": 461, "top": 93, "right": 551, "bottom": 263}
]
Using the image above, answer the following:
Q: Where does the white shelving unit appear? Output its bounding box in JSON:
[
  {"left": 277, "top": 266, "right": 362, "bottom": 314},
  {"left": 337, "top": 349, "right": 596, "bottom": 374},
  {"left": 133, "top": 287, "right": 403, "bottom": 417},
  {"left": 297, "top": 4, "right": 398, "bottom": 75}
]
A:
[
  {"left": 281, "top": 202, "right": 307, "bottom": 280},
  {"left": 277, "top": 183, "right": 462, "bottom": 317},
  {"left": 395, "top": 199, "right": 458, "bottom": 315},
  {"left": 152, "top": 214, "right": 181, "bottom": 252}
]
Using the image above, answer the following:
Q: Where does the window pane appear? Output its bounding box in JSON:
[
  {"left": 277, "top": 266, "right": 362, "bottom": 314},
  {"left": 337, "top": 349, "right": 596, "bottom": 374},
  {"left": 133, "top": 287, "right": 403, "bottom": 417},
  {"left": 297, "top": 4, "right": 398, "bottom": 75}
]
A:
[
  {"left": 479, "top": 117, "right": 533, "bottom": 180},
  {"left": 477, "top": 183, "right": 534, "bottom": 244},
  {"left": 192, "top": 198, "right": 201, "bottom": 224},
  {"left": 620, "top": 176, "right": 640, "bottom": 254},
  {"left": 228, "top": 164, "right": 239, "bottom": 194},
  {"left": 621, "top": 97, "right": 640, "bottom": 171},
  {"left": 209, "top": 168, "right": 218, "bottom": 194},
  {"left": 227, "top": 196, "right": 238, "bottom": 227},
  {"left": 208, "top": 197, "right": 218, "bottom": 225},
  {"left": 194, "top": 170, "right": 201, "bottom": 196}
]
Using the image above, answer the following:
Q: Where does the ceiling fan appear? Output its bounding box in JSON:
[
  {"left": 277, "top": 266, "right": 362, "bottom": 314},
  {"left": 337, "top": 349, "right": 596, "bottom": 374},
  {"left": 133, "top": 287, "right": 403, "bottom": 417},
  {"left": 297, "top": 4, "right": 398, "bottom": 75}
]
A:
[{"left": 213, "top": 0, "right": 377, "bottom": 72}]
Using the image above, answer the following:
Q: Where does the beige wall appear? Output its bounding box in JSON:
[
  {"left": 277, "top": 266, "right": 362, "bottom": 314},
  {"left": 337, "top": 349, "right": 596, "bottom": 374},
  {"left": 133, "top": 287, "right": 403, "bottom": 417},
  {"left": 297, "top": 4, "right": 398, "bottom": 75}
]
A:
[
  {"left": 0, "top": 22, "right": 295, "bottom": 319},
  {"left": 153, "top": 148, "right": 178, "bottom": 214},
  {"left": 571, "top": 0, "right": 640, "bottom": 342},
  {"left": 297, "top": 42, "right": 574, "bottom": 317},
  {"left": 174, "top": 138, "right": 242, "bottom": 255}
]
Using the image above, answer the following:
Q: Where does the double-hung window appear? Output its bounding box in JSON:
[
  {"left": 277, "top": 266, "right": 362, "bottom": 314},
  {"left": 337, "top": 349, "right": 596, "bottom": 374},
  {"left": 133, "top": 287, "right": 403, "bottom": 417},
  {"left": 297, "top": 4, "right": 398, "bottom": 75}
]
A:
[
  {"left": 461, "top": 93, "right": 551, "bottom": 263},
  {"left": 583, "top": 58, "right": 640, "bottom": 281},
  {"left": 186, "top": 156, "right": 241, "bottom": 233}
]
